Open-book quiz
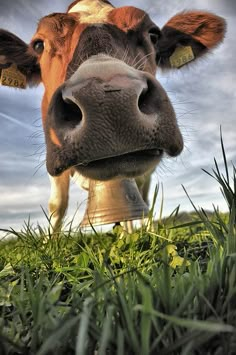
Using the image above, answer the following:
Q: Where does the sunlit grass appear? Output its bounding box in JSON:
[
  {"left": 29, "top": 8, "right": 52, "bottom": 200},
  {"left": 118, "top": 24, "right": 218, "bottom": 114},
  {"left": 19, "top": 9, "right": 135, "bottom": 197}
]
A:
[{"left": 0, "top": 136, "right": 235, "bottom": 355}]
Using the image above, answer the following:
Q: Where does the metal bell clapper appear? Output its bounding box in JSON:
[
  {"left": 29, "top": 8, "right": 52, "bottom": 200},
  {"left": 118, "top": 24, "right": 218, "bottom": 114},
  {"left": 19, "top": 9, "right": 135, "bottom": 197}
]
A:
[{"left": 80, "top": 178, "right": 149, "bottom": 227}]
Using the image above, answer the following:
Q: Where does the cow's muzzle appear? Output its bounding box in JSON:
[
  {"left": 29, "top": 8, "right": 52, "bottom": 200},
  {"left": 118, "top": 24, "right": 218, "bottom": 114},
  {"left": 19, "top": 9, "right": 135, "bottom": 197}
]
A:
[{"left": 45, "top": 55, "right": 183, "bottom": 179}]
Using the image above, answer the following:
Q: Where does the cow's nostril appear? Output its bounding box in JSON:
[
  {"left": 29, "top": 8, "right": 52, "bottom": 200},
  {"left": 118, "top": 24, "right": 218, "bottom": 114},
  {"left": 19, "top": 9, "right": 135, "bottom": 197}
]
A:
[
  {"left": 138, "top": 79, "right": 156, "bottom": 115},
  {"left": 63, "top": 98, "right": 83, "bottom": 124},
  {"left": 53, "top": 90, "right": 83, "bottom": 128},
  {"left": 138, "top": 87, "right": 149, "bottom": 113}
]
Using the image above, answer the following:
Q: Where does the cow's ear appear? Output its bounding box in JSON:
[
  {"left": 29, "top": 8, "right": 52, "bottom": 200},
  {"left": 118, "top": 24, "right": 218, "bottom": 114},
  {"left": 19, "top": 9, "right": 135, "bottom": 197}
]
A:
[
  {"left": 156, "top": 11, "right": 226, "bottom": 69},
  {"left": 0, "top": 29, "right": 41, "bottom": 88}
]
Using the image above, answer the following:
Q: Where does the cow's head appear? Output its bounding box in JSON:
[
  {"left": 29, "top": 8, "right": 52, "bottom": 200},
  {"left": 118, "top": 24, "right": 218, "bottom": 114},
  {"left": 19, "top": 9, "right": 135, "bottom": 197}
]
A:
[{"left": 0, "top": 0, "right": 226, "bottom": 181}]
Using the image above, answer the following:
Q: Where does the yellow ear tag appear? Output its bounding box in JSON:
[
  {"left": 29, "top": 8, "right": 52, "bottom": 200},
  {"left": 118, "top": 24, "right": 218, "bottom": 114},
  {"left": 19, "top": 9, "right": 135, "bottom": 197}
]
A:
[
  {"left": 0, "top": 64, "right": 26, "bottom": 89},
  {"left": 169, "top": 46, "right": 195, "bottom": 69}
]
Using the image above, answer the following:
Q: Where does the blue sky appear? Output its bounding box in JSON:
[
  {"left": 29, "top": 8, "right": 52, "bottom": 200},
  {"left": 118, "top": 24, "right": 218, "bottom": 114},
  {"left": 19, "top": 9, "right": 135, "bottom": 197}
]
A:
[{"left": 0, "top": 0, "right": 235, "bottom": 233}]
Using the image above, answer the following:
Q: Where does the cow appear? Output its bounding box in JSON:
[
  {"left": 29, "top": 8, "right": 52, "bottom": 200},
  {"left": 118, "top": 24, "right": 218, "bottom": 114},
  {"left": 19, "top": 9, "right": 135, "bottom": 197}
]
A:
[{"left": 0, "top": 0, "right": 226, "bottom": 232}]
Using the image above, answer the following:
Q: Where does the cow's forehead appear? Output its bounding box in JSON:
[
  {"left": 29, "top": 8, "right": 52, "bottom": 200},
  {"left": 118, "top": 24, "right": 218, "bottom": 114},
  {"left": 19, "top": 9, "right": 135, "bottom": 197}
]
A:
[
  {"left": 68, "top": 0, "right": 114, "bottom": 24},
  {"left": 35, "top": 1, "right": 149, "bottom": 40}
]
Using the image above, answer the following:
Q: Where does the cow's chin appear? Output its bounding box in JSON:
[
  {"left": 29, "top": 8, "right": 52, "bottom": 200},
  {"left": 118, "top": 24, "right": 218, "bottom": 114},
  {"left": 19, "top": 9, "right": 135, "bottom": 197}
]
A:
[{"left": 75, "top": 149, "right": 163, "bottom": 180}]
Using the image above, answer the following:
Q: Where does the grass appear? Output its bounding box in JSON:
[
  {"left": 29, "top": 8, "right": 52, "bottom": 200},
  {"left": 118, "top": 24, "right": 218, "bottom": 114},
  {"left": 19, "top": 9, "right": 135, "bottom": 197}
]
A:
[{"left": 0, "top": 136, "right": 236, "bottom": 355}]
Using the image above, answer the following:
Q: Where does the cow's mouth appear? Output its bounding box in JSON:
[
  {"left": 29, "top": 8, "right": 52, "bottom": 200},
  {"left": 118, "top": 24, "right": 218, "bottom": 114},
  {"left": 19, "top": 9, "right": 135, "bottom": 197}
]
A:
[{"left": 75, "top": 148, "right": 163, "bottom": 180}]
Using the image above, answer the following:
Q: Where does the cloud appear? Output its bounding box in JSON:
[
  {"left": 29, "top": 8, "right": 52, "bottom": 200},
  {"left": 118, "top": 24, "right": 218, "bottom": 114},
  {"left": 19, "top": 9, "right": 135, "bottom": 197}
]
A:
[
  {"left": 0, "top": 0, "right": 70, "bottom": 40},
  {"left": 0, "top": 112, "right": 35, "bottom": 131}
]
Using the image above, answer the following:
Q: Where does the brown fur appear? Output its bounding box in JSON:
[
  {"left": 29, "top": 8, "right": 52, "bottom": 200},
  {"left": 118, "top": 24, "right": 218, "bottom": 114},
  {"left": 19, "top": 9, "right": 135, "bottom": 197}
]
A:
[
  {"left": 108, "top": 7, "right": 147, "bottom": 32},
  {"left": 165, "top": 11, "right": 226, "bottom": 49},
  {"left": 0, "top": 7, "right": 226, "bottom": 89}
]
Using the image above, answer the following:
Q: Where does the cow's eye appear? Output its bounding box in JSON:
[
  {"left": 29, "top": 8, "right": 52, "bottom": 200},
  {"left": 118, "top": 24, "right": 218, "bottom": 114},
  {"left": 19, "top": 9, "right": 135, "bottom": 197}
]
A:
[
  {"left": 32, "top": 40, "right": 44, "bottom": 54},
  {"left": 148, "top": 27, "right": 161, "bottom": 45}
]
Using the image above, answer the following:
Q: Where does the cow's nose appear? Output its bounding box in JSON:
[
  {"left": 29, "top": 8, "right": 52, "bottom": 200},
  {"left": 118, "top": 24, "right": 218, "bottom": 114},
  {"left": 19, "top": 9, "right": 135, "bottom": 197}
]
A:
[
  {"left": 46, "top": 55, "right": 183, "bottom": 178},
  {"left": 53, "top": 73, "right": 161, "bottom": 130}
]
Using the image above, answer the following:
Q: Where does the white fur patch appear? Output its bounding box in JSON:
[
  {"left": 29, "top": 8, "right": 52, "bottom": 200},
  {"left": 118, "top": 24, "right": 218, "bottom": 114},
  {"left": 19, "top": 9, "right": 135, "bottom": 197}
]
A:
[
  {"left": 71, "top": 170, "right": 90, "bottom": 190},
  {"left": 68, "top": 0, "right": 113, "bottom": 24}
]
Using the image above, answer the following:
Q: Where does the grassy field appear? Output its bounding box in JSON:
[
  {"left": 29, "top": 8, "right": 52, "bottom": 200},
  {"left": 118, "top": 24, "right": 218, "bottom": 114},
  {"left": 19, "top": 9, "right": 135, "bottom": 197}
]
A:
[{"left": 0, "top": 139, "right": 236, "bottom": 355}]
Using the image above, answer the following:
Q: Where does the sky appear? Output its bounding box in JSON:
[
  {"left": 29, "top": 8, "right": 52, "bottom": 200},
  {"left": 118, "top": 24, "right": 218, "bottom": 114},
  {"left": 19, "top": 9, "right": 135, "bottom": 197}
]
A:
[{"left": 0, "top": 0, "right": 235, "bottom": 235}]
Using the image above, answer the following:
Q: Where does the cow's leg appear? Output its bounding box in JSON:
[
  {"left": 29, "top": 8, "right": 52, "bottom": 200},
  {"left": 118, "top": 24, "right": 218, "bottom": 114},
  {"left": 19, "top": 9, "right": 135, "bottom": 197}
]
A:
[
  {"left": 139, "top": 172, "right": 156, "bottom": 232},
  {"left": 119, "top": 173, "right": 152, "bottom": 234},
  {"left": 48, "top": 170, "right": 70, "bottom": 233},
  {"left": 120, "top": 220, "right": 134, "bottom": 234},
  {"left": 136, "top": 172, "right": 152, "bottom": 205},
  {"left": 137, "top": 172, "right": 154, "bottom": 231}
]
